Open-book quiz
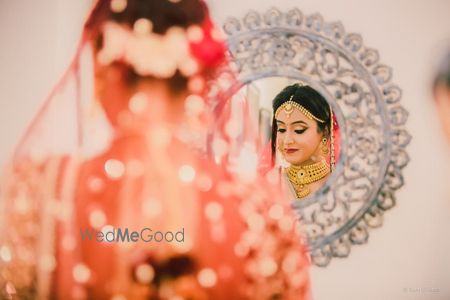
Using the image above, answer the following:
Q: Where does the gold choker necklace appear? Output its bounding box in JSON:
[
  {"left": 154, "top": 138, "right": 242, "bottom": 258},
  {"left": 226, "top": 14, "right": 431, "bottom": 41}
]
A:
[{"left": 285, "top": 160, "right": 330, "bottom": 198}]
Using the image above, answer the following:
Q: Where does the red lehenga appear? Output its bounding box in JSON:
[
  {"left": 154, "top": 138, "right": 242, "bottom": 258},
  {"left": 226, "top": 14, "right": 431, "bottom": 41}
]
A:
[{"left": 0, "top": 1, "right": 310, "bottom": 299}]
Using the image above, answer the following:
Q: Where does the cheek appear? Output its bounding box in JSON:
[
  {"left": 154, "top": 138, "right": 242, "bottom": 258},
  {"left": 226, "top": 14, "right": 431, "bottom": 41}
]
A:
[
  {"left": 294, "top": 132, "right": 321, "bottom": 152},
  {"left": 276, "top": 135, "right": 283, "bottom": 148}
]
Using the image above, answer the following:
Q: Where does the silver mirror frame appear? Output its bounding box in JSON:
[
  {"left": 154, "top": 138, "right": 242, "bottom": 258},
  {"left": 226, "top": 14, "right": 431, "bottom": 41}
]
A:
[{"left": 208, "top": 7, "right": 411, "bottom": 266}]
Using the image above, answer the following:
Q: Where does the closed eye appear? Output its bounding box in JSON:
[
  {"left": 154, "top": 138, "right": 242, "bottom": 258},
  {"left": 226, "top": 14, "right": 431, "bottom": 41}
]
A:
[
  {"left": 295, "top": 129, "right": 307, "bottom": 134},
  {"left": 277, "top": 128, "right": 286, "bottom": 133}
]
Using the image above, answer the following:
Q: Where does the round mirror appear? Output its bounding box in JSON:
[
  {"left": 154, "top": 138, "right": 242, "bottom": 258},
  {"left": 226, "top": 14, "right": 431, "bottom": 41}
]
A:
[
  {"left": 208, "top": 76, "right": 342, "bottom": 203},
  {"left": 207, "top": 8, "right": 410, "bottom": 266}
]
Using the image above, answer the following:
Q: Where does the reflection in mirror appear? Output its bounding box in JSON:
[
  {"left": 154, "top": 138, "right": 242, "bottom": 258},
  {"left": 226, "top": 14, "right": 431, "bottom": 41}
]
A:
[
  {"left": 272, "top": 83, "right": 340, "bottom": 200},
  {"left": 236, "top": 77, "right": 296, "bottom": 147},
  {"left": 215, "top": 7, "right": 410, "bottom": 266},
  {"left": 214, "top": 76, "right": 340, "bottom": 200}
]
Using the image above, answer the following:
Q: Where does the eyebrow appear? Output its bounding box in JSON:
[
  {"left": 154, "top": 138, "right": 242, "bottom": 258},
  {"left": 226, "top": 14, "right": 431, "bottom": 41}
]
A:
[{"left": 275, "top": 119, "right": 308, "bottom": 126}]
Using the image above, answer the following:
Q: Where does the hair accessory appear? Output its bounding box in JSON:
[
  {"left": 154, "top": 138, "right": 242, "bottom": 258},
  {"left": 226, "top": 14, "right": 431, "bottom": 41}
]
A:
[{"left": 275, "top": 95, "right": 325, "bottom": 123}]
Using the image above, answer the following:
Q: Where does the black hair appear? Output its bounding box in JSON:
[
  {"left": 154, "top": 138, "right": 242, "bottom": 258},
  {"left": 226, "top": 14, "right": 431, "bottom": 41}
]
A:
[
  {"left": 433, "top": 50, "right": 450, "bottom": 88},
  {"left": 271, "top": 84, "right": 331, "bottom": 158},
  {"left": 85, "top": 0, "right": 206, "bottom": 36}
]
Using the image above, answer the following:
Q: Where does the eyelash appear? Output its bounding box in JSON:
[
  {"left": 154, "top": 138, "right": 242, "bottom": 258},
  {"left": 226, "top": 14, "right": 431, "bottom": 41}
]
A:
[{"left": 277, "top": 128, "right": 307, "bottom": 134}]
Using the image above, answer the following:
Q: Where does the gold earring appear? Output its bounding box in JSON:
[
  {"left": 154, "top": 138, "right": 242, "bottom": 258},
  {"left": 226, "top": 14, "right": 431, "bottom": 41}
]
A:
[{"left": 321, "top": 137, "right": 329, "bottom": 155}]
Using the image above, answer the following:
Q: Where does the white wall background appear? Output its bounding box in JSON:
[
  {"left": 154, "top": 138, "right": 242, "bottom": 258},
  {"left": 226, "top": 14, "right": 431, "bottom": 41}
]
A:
[
  {"left": 1, "top": 1, "right": 450, "bottom": 300},
  {"left": 0, "top": 0, "right": 91, "bottom": 165}
]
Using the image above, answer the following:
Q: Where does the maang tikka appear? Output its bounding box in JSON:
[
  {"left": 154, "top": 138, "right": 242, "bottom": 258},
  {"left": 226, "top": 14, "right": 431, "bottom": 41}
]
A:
[{"left": 275, "top": 95, "right": 325, "bottom": 123}]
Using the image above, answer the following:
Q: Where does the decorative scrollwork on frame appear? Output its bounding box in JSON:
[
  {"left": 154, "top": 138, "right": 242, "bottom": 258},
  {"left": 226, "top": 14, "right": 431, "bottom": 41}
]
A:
[{"left": 210, "top": 7, "right": 411, "bottom": 266}]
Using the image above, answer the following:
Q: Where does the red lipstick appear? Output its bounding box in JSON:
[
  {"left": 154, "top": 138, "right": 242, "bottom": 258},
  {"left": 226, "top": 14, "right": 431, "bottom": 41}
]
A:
[{"left": 285, "top": 148, "right": 298, "bottom": 154}]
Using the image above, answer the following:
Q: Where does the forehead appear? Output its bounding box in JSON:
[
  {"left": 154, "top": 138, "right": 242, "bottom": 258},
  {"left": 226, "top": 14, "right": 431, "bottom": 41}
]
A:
[{"left": 275, "top": 107, "right": 315, "bottom": 126}]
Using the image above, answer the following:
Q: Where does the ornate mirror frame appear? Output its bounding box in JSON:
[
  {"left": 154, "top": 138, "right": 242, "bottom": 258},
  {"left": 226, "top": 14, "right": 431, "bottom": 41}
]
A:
[{"left": 208, "top": 8, "right": 411, "bottom": 266}]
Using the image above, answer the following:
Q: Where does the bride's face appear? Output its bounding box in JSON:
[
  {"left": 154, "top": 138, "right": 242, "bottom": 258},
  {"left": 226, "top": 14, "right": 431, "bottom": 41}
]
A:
[{"left": 275, "top": 106, "right": 323, "bottom": 166}]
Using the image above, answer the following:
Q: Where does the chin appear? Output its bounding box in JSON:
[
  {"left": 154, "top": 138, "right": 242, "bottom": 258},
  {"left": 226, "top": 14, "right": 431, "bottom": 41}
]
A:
[{"left": 286, "top": 157, "right": 305, "bottom": 166}]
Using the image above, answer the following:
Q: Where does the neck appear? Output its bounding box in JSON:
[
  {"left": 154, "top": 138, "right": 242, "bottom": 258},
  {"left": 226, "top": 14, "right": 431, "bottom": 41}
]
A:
[
  {"left": 291, "top": 157, "right": 324, "bottom": 168},
  {"left": 96, "top": 76, "right": 189, "bottom": 131},
  {"left": 134, "top": 81, "right": 187, "bottom": 124}
]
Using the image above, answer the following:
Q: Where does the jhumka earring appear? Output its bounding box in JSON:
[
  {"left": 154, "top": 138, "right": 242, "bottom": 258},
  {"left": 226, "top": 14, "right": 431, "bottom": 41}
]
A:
[{"left": 320, "top": 137, "right": 329, "bottom": 155}]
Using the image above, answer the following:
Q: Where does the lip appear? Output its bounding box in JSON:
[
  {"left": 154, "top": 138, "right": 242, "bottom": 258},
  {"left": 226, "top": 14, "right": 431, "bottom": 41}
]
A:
[{"left": 284, "top": 148, "right": 298, "bottom": 154}]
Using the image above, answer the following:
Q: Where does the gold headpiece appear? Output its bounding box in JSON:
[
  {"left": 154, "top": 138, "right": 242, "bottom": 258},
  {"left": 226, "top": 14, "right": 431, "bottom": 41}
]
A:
[{"left": 275, "top": 95, "right": 325, "bottom": 123}]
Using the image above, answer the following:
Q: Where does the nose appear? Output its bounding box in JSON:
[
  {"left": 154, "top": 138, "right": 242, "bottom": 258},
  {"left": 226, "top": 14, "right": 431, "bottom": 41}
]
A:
[{"left": 283, "top": 130, "right": 294, "bottom": 146}]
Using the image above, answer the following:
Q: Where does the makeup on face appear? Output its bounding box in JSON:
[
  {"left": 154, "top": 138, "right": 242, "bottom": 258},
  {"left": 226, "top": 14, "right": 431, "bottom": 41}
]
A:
[
  {"left": 275, "top": 109, "right": 323, "bottom": 165},
  {"left": 276, "top": 120, "right": 308, "bottom": 134}
]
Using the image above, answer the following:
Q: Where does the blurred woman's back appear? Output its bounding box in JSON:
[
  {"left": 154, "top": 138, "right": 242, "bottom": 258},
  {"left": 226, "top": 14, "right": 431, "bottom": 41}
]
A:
[{"left": 0, "top": 1, "right": 310, "bottom": 299}]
